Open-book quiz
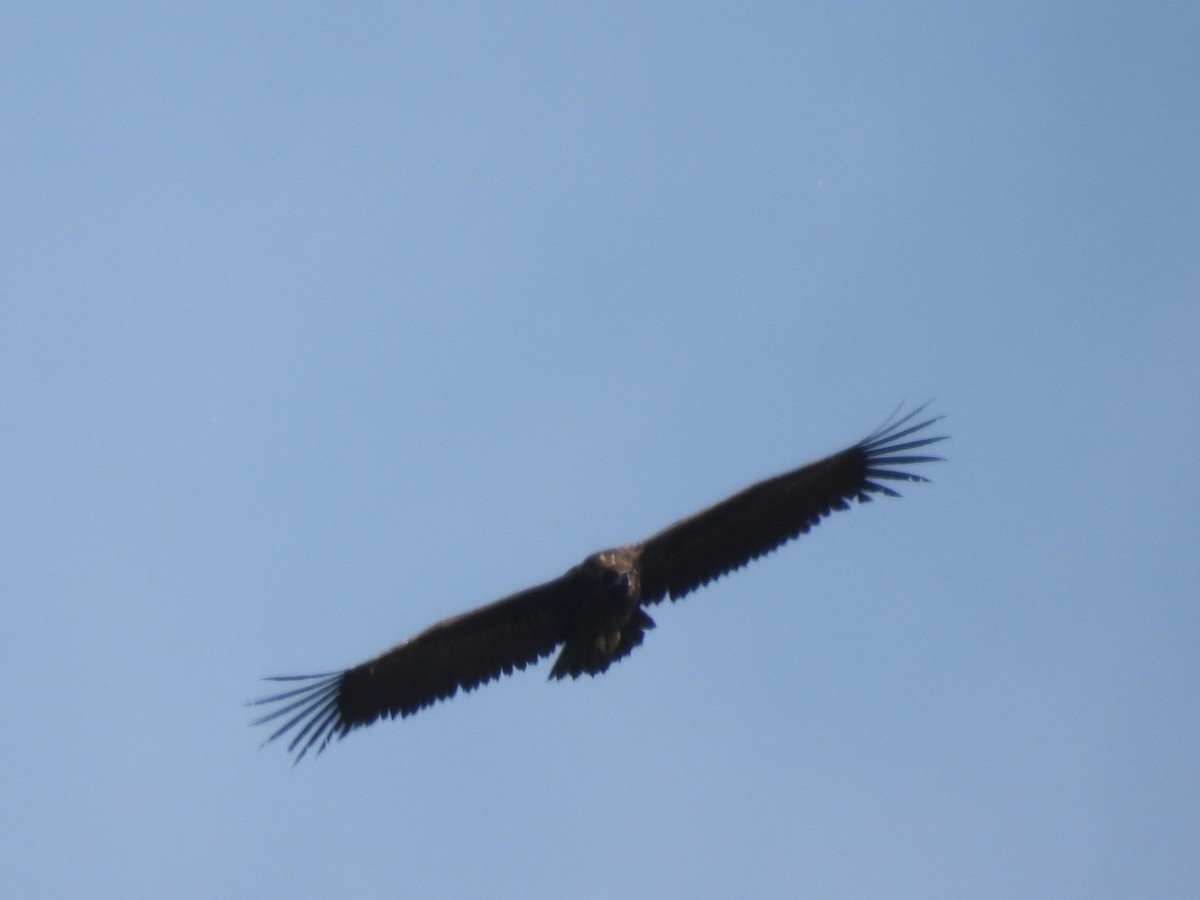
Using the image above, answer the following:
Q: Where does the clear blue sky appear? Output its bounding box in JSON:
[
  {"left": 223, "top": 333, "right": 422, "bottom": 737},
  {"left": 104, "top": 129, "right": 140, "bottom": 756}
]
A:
[{"left": 4, "top": 4, "right": 1197, "bottom": 898}]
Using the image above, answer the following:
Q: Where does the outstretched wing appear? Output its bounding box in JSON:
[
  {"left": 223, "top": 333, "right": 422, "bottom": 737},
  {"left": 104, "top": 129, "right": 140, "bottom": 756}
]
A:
[
  {"left": 252, "top": 574, "right": 577, "bottom": 761},
  {"left": 636, "top": 405, "right": 945, "bottom": 603}
]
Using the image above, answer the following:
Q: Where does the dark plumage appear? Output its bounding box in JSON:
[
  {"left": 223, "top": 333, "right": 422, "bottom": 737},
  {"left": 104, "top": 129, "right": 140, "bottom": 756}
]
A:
[{"left": 253, "top": 405, "right": 946, "bottom": 760}]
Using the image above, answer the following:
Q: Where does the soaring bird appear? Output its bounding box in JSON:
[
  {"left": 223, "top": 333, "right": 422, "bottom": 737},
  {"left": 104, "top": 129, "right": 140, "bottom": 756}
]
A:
[{"left": 254, "top": 405, "right": 945, "bottom": 760}]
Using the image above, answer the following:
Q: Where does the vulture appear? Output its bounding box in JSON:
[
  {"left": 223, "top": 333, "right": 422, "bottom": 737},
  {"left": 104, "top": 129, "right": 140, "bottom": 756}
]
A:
[{"left": 254, "top": 405, "right": 946, "bottom": 760}]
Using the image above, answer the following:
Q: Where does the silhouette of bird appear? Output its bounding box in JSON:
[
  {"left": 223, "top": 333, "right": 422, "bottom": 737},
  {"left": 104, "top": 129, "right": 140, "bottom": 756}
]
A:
[{"left": 254, "top": 404, "right": 946, "bottom": 760}]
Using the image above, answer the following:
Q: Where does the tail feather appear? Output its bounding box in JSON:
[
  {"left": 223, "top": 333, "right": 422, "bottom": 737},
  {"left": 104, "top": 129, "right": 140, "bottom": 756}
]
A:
[{"left": 549, "top": 609, "right": 656, "bottom": 679}]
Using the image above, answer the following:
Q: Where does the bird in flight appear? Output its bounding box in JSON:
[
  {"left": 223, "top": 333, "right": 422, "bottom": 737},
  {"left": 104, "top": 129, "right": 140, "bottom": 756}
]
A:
[{"left": 254, "top": 404, "right": 946, "bottom": 760}]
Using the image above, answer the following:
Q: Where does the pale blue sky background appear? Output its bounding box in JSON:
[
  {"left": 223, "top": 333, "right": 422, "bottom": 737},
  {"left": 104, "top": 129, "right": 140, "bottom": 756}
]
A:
[{"left": 3, "top": 4, "right": 1197, "bottom": 898}]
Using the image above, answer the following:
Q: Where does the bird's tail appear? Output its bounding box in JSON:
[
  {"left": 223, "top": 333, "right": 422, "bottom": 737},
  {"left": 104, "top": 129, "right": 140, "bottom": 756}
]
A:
[{"left": 549, "top": 608, "right": 657, "bottom": 679}]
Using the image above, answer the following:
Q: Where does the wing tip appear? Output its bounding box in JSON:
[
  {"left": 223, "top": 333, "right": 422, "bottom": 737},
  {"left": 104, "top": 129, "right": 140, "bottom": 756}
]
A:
[
  {"left": 861, "top": 401, "right": 947, "bottom": 449},
  {"left": 251, "top": 671, "right": 348, "bottom": 762},
  {"left": 855, "top": 402, "right": 948, "bottom": 500}
]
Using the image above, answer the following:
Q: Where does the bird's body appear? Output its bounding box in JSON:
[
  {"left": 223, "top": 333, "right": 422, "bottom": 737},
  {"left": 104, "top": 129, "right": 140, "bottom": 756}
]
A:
[{"left": 255, "top": 405, "right": 946, "bottom": 760}]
